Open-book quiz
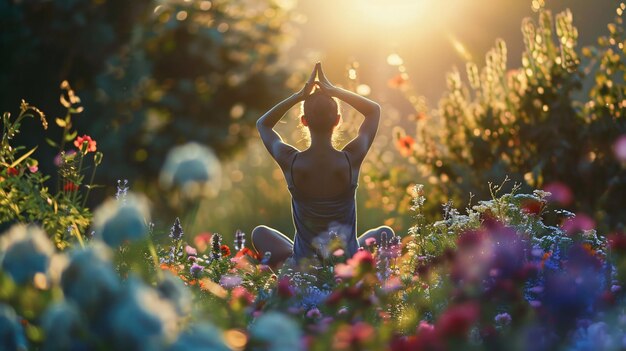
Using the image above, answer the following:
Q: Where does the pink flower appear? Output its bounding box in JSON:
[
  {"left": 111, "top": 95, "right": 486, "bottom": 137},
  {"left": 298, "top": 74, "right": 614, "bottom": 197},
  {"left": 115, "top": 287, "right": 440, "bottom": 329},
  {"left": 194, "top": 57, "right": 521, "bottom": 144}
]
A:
[
  {"left": 185, "top": 245, "right": 198, "bottom": 256},
  {"left": 614, "top": 135, "right": 626, "bottom": 161},
  {"left": 562, "top": 213, "right": 595, "bottom": 234},
  {"left": 28, "top": 165, "right": 38, "bottom": 173},
  {"left": 436, "top": 303, "right": 479, "bottom": 338},
  {"left": 74, "top": 135, "right": 97, "bottom": 154},
  {"left": 306, "top": 308, "right": 322, "bottom": 319},
  {"left": 365, "top": 237, "right": 377, "bottom": 246},
  {"left": 543, "top": 182, "right": 573, "bottom": 206}
]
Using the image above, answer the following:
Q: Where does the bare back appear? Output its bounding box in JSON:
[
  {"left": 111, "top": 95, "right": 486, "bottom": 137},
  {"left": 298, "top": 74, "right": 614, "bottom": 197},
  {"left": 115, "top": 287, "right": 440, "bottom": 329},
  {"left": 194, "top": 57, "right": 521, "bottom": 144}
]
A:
[{"left": 290, "top": 149, "right": 353, "bottom": 198}]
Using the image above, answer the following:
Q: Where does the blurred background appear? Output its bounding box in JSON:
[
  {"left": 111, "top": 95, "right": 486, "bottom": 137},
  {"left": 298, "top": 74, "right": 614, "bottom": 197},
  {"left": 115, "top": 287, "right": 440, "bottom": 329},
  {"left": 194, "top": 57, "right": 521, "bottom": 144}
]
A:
[{"left": 0, "top": 0, "right": 623, "bottom": 241}]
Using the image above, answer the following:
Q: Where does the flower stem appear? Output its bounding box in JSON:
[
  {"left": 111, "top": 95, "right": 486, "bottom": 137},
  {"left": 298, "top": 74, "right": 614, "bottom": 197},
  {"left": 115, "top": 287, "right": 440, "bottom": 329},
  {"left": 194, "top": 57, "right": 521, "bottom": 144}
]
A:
[{"left": 81, "top": 161, "right": 99, "bottom": 208}]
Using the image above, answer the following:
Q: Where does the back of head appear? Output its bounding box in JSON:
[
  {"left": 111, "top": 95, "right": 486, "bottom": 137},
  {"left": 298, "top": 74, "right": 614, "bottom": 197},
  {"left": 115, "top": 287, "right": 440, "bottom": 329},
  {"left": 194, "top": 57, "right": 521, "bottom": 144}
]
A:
[{"left": 302, "top": 90, "right": 339, "bottom": 133}]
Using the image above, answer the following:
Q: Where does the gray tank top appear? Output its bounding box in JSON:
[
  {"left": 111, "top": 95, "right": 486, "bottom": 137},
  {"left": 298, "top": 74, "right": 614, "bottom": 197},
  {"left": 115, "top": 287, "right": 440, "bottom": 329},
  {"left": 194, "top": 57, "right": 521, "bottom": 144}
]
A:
[{"left": 286, "top": 151, "right": 359, "bottom": 263}]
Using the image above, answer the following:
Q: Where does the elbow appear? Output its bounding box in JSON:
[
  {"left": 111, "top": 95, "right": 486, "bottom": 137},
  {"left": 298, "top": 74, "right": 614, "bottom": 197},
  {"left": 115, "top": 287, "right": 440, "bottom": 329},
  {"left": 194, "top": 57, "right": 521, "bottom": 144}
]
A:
[
  {"left": 371, "top": 103, "right": 381, "bottom": 116},
  {"left": 256, "top": 119, "right": 265, "bottom": 131}
]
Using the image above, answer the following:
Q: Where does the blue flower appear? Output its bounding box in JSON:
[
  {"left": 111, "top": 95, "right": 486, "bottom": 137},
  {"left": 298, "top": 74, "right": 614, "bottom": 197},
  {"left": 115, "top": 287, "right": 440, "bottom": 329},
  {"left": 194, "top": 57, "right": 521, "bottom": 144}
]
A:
[
  {"left": 41, "top": 302, "right": 88, "bottom": 351},
  {"left": 249, "top": 313, "right": 302, "bottom": 351},
  {"left": 156, "top": 272, "right": 191, "bottom": 316},
  {"left": 107, "top": 278, "right": 178, "bottom": 351},
  {"left": 92, "top": 194, "right": 151, "bottom": 247},
  {"left": 0, "top": 303, "right": 27, "bottom": 351},
  {"left": 167, "top": 323, "right": 230, "bottom": 351},
  {"left": 0, "top": 225, "right": 54, "bottom": 284},
  {"left": 60, "top": 244, "right": 121, "bottom": 312},
  {"left": 159, "top": 142, "right": 222, "bottom": 199}
]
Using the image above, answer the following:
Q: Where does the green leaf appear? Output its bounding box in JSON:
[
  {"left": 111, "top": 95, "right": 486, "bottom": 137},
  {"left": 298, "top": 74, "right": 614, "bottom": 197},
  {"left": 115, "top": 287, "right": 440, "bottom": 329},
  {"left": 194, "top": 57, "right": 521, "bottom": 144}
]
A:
[
  {"left": 9, "top": 146, "right": 37, "bottom": 168},
  {"left": 45, "top": 138, "right": 58, "bottom": 148},
  {"left": 65, "top": 130, "right": 77, "bottom": 142}
]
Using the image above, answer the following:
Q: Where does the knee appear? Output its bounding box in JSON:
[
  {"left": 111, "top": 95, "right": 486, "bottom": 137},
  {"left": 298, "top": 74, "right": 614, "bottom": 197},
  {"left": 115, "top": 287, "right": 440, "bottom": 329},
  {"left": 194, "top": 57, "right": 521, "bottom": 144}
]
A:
[
  {"left": 377, "top": 226, "right": 395, "bottom": 237},
  {"left": 251, "top": 225, "right": 268, "bottom": 245}
]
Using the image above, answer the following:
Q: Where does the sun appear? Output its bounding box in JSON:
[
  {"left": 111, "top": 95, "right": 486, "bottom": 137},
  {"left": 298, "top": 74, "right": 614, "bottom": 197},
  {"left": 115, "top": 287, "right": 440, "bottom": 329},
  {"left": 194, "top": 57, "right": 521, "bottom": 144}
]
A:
[{"left": 352, "top": 0, "right": 428, "bottom": 27}]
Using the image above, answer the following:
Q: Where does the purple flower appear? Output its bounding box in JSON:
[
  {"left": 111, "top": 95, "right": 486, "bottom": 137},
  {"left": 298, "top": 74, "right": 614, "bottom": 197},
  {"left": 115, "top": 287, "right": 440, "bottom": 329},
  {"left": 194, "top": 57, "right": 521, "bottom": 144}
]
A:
[
  {"left": 494, "top": 312, "right": 512, "bottom": 326},
  {"left": 190, "top": 263, "right": 204, "bottom": 276},
  {"left": 169, "top": 218, "right": 184, "bottom": 241}
]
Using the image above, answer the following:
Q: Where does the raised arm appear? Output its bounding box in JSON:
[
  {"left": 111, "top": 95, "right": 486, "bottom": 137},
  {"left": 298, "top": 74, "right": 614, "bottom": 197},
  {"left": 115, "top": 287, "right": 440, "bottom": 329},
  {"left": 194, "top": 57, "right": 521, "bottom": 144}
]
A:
[
  {"left": 316, "top": 63, "right": 381, "bottom": 164},
  {"left": 256, "top": 65, "right": 317, "bottom": 168}
]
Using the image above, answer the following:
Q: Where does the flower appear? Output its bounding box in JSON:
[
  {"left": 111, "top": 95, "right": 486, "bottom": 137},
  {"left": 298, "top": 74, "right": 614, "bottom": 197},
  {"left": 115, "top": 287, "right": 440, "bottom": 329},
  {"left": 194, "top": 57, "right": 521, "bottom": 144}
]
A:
[
  {"left": 333, "top": 322, "right": 374, "bottom": 350},
  {"left": 169, "top": 323, "right": 230, "bottom": 351},
  {"left": 388, "top": 73, "right": 409, "bottom": 89},
  {"left": 156, "top": 272, "right": 192, "bottom": 316},
  {"left": 614, "top": 135, "right": 626, "bottom": 162},
  {"left": 63, "top": 181, "right": 79, "bottom": 192},
  {"left": 159, "top": 142, "right": 222, "bottom": 199},
  {"left": 436, "top": 303, "right": 479, "bottom": 338},
  {"left": 190, "top": 263, "right": 205, "bottom": 277},
  {"left": 277, "top": 276, "right": 295, "bottom": 298},
  {"left": 6, "top": 167, "right": 18, "bottom": 176},
  {"left": 169, "top": 217, "right": 184, "bottom": 241},
  {"left": 235, "top": 247, "right": 260, "bottom": 260},
  {"left": 231, "top": 286, "right": 255, "bottom": 306},
  {"left": 185, "top": 245, "right": 197, "bottom": 257},
  {"left": 543, "top": 182, "right": 573, "bottom": 206},
  {"left": 0, "top": 304, "right": 27, "bottom": 351},
  {"left": 221, "top": 244, "right": 231, "bottom": 257},
  {"left": 494, "top": 312, "right": 512, "bottom": 327},
  {"left": 562, "top": 213, "right": 595, "bottom": 234},
  {"left": 92, "top": 194, "right": 151, "bottom": 247},
  {"left": 41, "top": 302, "right": 86, "bottom": 350},
  {"left": 107, "top": 278, "right": 178, "bottom": 350},
  {"left": 395, "top": 135, "right": 415, "bottom": 157},
  {"left": 0, "top": 224, "right": 54, "bottom": 284},
  {"left": 249, "top": 313, "right": 302, "bottom": 351},
  {"left": 219, "top": 274, "right": 243, "bottom": 288},
  {"left": 194, "top": 232, "right": 212, "bottom": 252},
  {"left": 74, "top": 135, "right": 97, "bottom": 154},
  {"left": 60, "top": 244, "right": 121, "bottom": 311}
]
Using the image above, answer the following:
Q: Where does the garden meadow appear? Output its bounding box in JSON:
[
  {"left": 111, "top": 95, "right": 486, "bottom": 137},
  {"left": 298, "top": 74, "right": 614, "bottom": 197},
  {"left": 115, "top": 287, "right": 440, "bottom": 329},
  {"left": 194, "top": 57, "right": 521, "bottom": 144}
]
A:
[{"left": 1, "top": 0, "right": 626, "bottom": 350}]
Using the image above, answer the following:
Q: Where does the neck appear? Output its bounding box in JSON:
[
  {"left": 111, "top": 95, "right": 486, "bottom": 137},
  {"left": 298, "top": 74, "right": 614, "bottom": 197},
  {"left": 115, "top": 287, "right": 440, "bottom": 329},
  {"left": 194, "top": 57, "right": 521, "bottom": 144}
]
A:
[{"left": 309, "top": 131, "right": 334, "bottom": 149}]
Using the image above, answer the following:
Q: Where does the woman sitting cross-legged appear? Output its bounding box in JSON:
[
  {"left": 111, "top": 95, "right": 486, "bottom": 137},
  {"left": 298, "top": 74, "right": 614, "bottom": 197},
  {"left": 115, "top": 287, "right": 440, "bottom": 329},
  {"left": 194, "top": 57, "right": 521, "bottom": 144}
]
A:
[{"left": 252, "top": 62, "right": 394, "bottom": 268}]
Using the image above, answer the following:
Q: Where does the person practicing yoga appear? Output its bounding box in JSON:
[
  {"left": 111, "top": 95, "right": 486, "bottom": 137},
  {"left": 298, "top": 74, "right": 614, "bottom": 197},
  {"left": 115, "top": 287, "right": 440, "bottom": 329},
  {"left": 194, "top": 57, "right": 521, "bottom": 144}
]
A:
[{"left": 252, "top": 62, "right": 394, "bottom": 267}]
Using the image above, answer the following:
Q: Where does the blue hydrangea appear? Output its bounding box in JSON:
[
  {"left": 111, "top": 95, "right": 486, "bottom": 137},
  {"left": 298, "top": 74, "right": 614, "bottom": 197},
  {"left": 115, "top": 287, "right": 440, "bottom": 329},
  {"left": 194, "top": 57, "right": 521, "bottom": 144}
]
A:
[
  {"left": 0, "top": 303, "right": 27, "bottom": 351},
  {"left": 249, "top": 313, "right": 302, "bottom": 351},
  {"left": 159, "top": 142, "right": 222, "bottom": 199},
  {"left": 167, "top": 324, "right": 230, "bottom": 351},
  {"left": 92, "top": 194, "right": 150, "bottom": 247},
  {"left": 0, "top": 225, "right": 54, "bottom": 284},
  {"left": 41, "top": 302, "right": 88, "bottom": 351},
  {"left": 60, "top": 244, "right": 121, "bottom": 312}
]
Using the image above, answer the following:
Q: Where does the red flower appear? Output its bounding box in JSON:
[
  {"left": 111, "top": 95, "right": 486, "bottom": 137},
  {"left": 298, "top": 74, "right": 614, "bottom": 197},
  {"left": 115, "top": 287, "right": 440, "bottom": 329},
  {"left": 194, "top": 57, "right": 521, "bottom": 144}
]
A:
[
  {"left": 333, "top": 322, "right": 374, "bottom": 350},
  {"left": 74, "top": 135, "right": 97, "bottom": 154},
  {"left": 395, "top": 135, "right": 415, "bottom": 157},
  {"left": 388, "top": 73, "right": 409, "bottom": 89},
  {"left": 194, "top": 232, "right": 212, "bottom": 252},
  {"left": 277, "top": 276, "right": 294, "bottom": 298},
  {"left": 231, "top": 286, "right": 255, "bottom": 306},
  {"left": 235, "top": 247, "right": 260, "bottom": 260},
  {"left": 521, "top": 198, "right": 544, "bottom": 216},
  {"left": 608, "top": 233, "right": 626, "bottom": 253},
  {"left": 64, "top": 182, "right": 79, "bottom": 192},
  {"left": 436, "top": 303, "right": 479, "bottom": 339},
  {"left": 220, "top": 244, "right": 231, "bottom": 257},
  {"left": 6, "top": 167, "right": 19, "bottom": 176}
]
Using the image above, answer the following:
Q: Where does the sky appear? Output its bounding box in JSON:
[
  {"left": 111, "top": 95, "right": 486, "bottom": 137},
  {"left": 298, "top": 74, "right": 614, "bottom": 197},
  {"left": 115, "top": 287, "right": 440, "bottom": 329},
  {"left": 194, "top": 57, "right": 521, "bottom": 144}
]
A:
[{"left": 288, "top": 0, "right": 616, "bottom": 105}]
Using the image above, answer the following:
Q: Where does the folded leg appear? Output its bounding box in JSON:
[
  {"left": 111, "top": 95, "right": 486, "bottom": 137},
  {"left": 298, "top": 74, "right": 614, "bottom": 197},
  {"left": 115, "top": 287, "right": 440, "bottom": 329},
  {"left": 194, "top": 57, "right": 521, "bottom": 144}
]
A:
[
  {"left": 251, "top": 225, "right": 294, "bottom": 268},
  {"left": 357, "top": 225, "right": 395, "bottom": 248}
]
